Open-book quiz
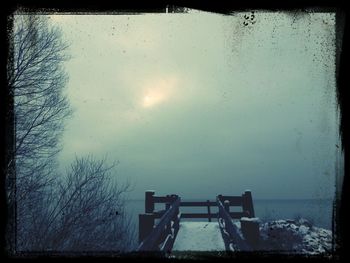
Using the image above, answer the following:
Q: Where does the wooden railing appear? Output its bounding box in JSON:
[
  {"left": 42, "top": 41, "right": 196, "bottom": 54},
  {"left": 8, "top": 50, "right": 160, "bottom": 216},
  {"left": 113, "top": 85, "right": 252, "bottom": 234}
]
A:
[
  {"left": 140, "top": 191, "right": 219, "bottom": 222},
  {"left": 179, "top": 200, "right": 216, "bottom": 221},
  {"left": 138, "top": 190, "right": 260, "bottom": 252},
  {"left": 217, "top": 196, "right": 251, "bottom": 251},
  {"left": 138, "top": 192, "right": 181, "bottom": 252},
  {"left": 217, "top": 190, "right": 255, "bottom": 218},
  {"left": 217, "top": 191, "right": 260, "bottom": 251}
]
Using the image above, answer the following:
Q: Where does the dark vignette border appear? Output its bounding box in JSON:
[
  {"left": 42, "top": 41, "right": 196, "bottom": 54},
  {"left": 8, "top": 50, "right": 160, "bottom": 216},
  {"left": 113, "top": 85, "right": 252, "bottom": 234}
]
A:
[{"left": 1, "top": 0, "right": 348, "bottom": 262}]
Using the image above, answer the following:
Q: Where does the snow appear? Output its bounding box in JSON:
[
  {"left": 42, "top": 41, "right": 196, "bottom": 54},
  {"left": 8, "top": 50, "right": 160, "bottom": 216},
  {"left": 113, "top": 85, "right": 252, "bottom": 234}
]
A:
[
  {"left": 218, "top": 218, "right": 225, "bottom": 228},
  {"left": 241, "top": 217, "right": 260, "bottom": 223},
  {"left": 168, "top": 218, "right": 331, "bottom": 254},
  {"left": 172, "top": 222, "right": 226, "bottom": 251},
  {"left": 299, "top": 225, "right": 309, "bottom": 235},
  {"left": 259, "top": 218, "right": 333, "bottom": 254},
  {"left": 229, "top": 243, "right": 235, "bottom": 251},
  {"left": 233, "top": 221, "right": 241, "bottom": 228}
]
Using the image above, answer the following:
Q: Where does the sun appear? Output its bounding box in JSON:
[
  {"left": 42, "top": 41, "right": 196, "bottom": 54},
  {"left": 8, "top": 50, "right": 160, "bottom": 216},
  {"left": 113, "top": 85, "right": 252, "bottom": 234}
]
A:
[
  {"left": 142, "top": 93, "right": 164, "bottom": 108},
  {"left": 141, "top": 77, "right": 178, "bottom": 108}
]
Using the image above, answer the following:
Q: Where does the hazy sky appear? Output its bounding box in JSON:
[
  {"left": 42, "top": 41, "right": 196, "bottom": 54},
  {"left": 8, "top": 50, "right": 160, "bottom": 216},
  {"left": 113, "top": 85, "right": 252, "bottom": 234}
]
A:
[{"left": 49, "top": 10, "right": 341, "bottom": 200}]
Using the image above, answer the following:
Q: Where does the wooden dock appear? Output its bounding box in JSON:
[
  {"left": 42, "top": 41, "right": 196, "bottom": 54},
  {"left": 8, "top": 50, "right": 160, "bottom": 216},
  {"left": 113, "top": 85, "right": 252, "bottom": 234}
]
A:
[{"left": 137, "top": 190, "right": 260, "bottom": 253}]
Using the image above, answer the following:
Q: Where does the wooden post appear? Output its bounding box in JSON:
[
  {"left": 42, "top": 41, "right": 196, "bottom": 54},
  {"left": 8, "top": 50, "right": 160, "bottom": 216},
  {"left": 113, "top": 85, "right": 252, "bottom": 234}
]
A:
[
  {"left": 242, "top": 190, "right": 255, "bottom": 217},
  {"left": 224, "top": 200, "right": 230, "bottom": 213},
  {"left": 207, "top": 200, "right": 211, "bottom": 222},
  {"left": 165, "top": 195, "right": 170, "bottom": 210},
  {"left": 145, "top": 190, "right": 155, "bottom": 213},
  {"left": 139, "top": 213, "right": 154, "bottom": 243},
  {"left": 217, "top": 194, "right": 222, "bottom": 203},
  {"left": 240, "top": 218, "right": 260, "bottom": 248}
]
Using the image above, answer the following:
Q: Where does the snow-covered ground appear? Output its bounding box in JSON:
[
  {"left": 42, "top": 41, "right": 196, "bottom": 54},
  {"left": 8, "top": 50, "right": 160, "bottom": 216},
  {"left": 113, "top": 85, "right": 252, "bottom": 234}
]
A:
[
  {"left": 170, "top": 218, "right": 332, "bottom": 255},
  {"left": 172, "top": 222, "right": 225, "bottom": 251},
  {"left": 258, "top": 218, "right": 333, "bottom": 254}
]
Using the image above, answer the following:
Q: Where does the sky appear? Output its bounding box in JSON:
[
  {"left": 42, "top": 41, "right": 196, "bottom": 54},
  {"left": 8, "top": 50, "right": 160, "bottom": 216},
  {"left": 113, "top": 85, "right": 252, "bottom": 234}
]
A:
[{"left": 48, "top": 10, "right": 342, "bottom": 200}]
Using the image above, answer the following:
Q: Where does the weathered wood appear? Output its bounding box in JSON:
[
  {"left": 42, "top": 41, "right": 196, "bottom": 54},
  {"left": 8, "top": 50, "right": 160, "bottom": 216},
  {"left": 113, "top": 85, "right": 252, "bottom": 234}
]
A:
[
  {"left": 139, "top": 213, "right": 154, "bottom": 243},
  {"left": 240, "top": 218, "right": 260, "bottom": 248},
  {"left": 224, "top": 200, "right": 230, "bottom": 213},
  {"left": 153, "top": 196, "right": 176, "bottom": 203},
  {"left": 162, "top": 200, "right": 173, "bottom": 242},
  {"left": 180, "top": 213, "right": 216, "bottom": 218},
  {"left": 138, "top": 197, "right": 181, "bottom": 251},
  {"left": 139, "top": 191, "right": 257, "bottom": 252},
  {"left": 217, "top": 195, "right": 243, "bottom": 206},
  {"left": 207, "top": 200, "right": 211, "bottom": 222},
  {"left": 165, "top": 203, "right": 170, "bottom": 210},
  {"left": 160, "top": 212, "right": 181, "bottom": 252},
  {"left": 173, "top": 212, "right": 181, "bottom": 236},
  {"left": 160, "top": 234, "right": 173, "bottom": 252},
  {"left": 242, "top": 190, "right": 255, "bottom": 217},
  {"left": 171, "top": 212, "right": 248, "bottom": 219},
  {"left": 180, "top": 201, "right": 217, "bottom": 207},
  {"left": 217, "top": 197, "right": 251, "bottom": 251},
  {"left": 145, "top": 191, "right": 155, "bottom": 213}
]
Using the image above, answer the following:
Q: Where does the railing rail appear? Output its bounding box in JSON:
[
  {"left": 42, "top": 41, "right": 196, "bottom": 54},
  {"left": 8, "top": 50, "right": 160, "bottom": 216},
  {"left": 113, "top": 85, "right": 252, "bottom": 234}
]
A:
[
  {"left": 138, "top": 190, "right": 259, "bottom": 252},
  {"left": 152, "top": 211, "right": 249, "bottom": 219},
  {"left": 217, "top": 197, "right": 252, "bottom": 251},
  {"left": 218, "top": 191, "right": 255, "bottom": 218},
  {"left": 138, "top": 195, "right": 181, "bottom": 251}
]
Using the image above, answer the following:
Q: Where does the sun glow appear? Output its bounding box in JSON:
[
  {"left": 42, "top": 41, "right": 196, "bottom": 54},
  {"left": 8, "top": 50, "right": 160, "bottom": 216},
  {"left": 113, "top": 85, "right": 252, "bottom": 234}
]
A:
[
  {"left": 143, "top": 93, "right": 165, "bottom": 108},
  {"left": 141, "top": 77, "right": 178, "bottom": 108}
]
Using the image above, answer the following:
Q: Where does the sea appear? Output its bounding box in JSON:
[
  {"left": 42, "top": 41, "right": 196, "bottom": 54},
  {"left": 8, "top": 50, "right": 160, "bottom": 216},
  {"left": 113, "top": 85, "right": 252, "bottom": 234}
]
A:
[{"left": 125, "top": 198, "right": 334, "bottom": 242}]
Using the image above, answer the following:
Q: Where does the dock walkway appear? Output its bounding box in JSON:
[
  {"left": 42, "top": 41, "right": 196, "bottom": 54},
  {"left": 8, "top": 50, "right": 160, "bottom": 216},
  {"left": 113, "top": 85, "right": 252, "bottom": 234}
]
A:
[{"left": 172, "top": 222, "right": 225, "bottom": 251}]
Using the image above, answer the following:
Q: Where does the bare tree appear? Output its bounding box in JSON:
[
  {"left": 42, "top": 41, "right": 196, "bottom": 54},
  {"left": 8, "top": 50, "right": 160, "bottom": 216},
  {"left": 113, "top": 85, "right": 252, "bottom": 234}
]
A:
[
  {"left": 8, "top": 13, "right": 72, "bottom": 251},
  {"left": 38, "top": 156, "right": 135, "bottom": 251},
  {"left": 9, "top": 14, "right": 71, "bottom": 197},
  {"left": 8, "top": 14, "right": 135, "bottom": 252}
]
